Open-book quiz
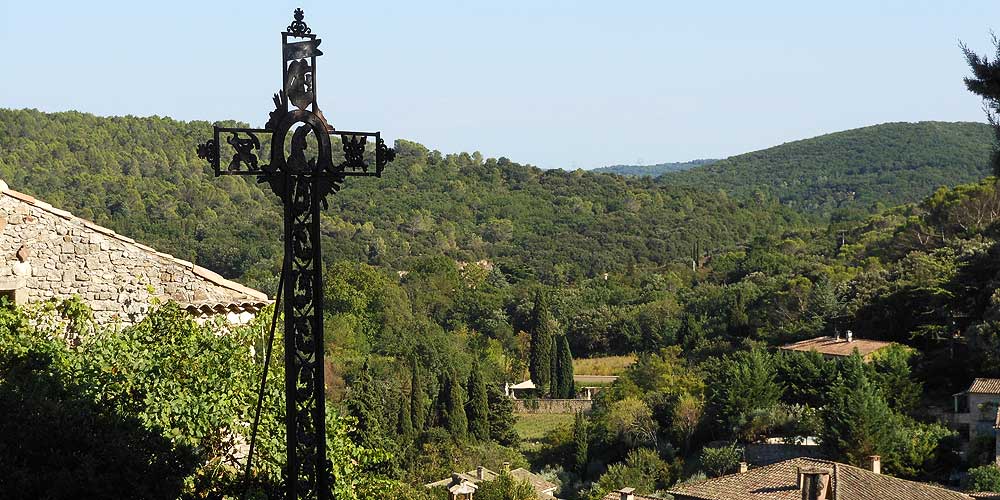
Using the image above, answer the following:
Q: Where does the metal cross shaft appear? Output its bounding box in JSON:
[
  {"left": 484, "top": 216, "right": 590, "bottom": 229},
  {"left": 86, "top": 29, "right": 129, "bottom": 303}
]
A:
[{"left": 197, "top": 8, "right": 394, "bottom": 499}]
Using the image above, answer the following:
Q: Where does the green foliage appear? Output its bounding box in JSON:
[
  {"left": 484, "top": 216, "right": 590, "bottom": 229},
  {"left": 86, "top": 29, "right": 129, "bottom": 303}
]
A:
[
  {"left": 488, "top": 387, "right": 519, "bottom": 446},
  {"left": 442, "top": 371, "right": 468, "bottom": 439},
  {"left": 573, "top": 411, "right": 590, "bottom": 475},
  {"left": 700, "top": 444, "right": 743, "bottom": 478},
  {"left": 554, "top": 335, "right": 576, "bottom": 399},
  {"left": 706, "top": 348, "right": 783, "bottom": 439},
  {"left": 0, "top": 299, "right": 395, "bottom": 498},
  {"left": 592, "top": 159, "right": 718, "bottom": 177},
  {"left": 663, "top": 121, "right": 994, "bottom": 217},
  {"left": 529, "top": 290, "right": 555, "bottom": 392},
  {"left": 821, "top": 354, "right": 896, "bottom": 466},
  {"left": 962, "top": 35, "right": 1000, "bottom": 175},
  {"left": 967, "top": 465, "right": 1000, "bottom": 493},
  {"left": 584, "top": 448, "right": 672, "bottom": 500},
  {"left": 475, "top": 470, "right": 537, "bottom": 500},
  {"left": 467, "top": 361, "right": 491, "bottom": 441}
]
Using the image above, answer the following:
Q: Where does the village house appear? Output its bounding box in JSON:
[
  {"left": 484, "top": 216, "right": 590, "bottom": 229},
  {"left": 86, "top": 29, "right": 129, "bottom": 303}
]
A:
[
  {"left": 665, "top": 456, "right": 984, "bottom": 500},
  {"left": 0, "top": 180, "right": 268, "bottom": 324},
  {"left": 601, "top": 487, "right": 658, "bottom": 500},
  {"left": 779, "top": 331, "right": 896, "bottom": 361},
  {"left": 424, "top": 463, "right": 559, "bottom": 500},
  {"left": 950, "top": 378, "right": 1000, "bottom": 463}
]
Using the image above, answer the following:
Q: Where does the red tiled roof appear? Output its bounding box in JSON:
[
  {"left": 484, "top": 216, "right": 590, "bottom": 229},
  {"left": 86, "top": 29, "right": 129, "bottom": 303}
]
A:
[
  {"left": 667, "top": 457, "right": 973, "bottom": 500},
  {"left": 779, "top": 336, "right": 895, "bottom": 358},
  {"left": 967, "top": 378, "right": 1000, "bottom": 395}
]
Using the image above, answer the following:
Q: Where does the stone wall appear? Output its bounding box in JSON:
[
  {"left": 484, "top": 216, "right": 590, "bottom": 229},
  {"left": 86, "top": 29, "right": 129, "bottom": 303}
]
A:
[
  {"left": 513, "top": 399, "right": 593, "bottom": 414},
  {"left": 0, "top": 185, "right": 267, "bottom": 324}
]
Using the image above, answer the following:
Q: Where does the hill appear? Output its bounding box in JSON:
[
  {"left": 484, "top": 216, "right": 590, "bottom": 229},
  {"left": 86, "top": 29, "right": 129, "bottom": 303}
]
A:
[
  {"left": 660, "top": 121, "right": 995, "bottom": 217},
  {"left": 0, "top": 109, "right": 799, "bottom": 287},
  {"left": 591, "top": 159, "right": 718, "bottom": 177}
]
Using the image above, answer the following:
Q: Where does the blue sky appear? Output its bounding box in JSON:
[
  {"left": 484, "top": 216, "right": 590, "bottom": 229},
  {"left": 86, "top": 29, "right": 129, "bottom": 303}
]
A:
[{"left": 2, "top": 1, "right": 998, "bottom": 169}]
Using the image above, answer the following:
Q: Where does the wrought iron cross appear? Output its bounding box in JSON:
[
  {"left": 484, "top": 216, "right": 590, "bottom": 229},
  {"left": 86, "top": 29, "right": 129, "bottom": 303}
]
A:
[{"left": 196, "top": 8, "right": 394, "bottom": 499}]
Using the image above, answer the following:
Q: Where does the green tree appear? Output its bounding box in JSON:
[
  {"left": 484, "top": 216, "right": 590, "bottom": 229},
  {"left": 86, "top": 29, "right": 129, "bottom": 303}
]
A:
[
  {"left": 467, "top": 361, "right": 490, "bottom": 441},
  {"left": 700, "top": 444, "right": 743, "bottom": 477},
  {"left": 820, "top": 353, "right": 894, "bottom": 466},
  {"left": 572, "top": 411, "right": 589, "bottom": 475},
  {"left": 442, "top": 371, "right": 468, "bottom": 439},
  {"left": 967, "top": 465, "right": 1000, "bottom": 492},
  {"left": 529, "top": 290, "right": 555, "bottom": 393},
  {"left": 475, "top": 470, "right": 536, "bottom": 500},
  {"left": 962, "top": 35, "right": 1000, "bottom": 175},
  {"left": 549, "top": 335, "right": 560, "bottom": 398},
  {"left": 555, "top": 335, "right": 576, "bottom": 399},
  {"left": 488, "top": 387, "right": 519, "bottom": 446},
  {"left": 411, "top": 359, "right": 427, "bottom": 432},
  {"left": 398, "top": 388, "right": 413, "bottom": 439},
  {"left": 584, "top": 448, "right": 671, "bottom": 500},
  {"left": 707, "top": 348, "right": 783, "bottom": 439}
]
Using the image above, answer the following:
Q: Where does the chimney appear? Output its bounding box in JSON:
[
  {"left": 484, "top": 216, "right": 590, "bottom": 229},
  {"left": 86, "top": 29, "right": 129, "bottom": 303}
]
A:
[
  {"left": 868, "top": 455, "right": 881, "bottom": 475},
  {"left": 451, "top": 472, "right": 463, "bottom": 486},
  {"left": 618, "top": 487, "right": 635, "bottom": 500},
  {"left": 798, "top": 467, "right": 831, "bottom": 500},
  {"left": 501, "top": 461, "right": 510, "bottom": 473},
  {"left": 846, "top": 330, "right": 853, "bottom": 343},
  {"left": 476, "top": 466, "right": 485, "bottom": 480},
  {"left": 739, "top": 461, "right": 749, "bottom": 473}
]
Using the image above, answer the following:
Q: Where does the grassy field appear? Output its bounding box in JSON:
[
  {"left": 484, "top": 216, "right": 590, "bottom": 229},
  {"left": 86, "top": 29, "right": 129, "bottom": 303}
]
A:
[
  {"left": 514, "top": 413, "right": 575, "bottom": 442},
  {"left": 573, "top": 354, "right": 636, "bottom": 376}
]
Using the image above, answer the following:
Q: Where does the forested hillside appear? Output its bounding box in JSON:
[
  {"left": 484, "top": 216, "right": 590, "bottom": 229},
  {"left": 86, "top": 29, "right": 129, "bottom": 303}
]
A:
[
  {"left": 591, "top": 159, "right": 717, "bottom": 177},
  {"left": 0, "top": 109, "right": 798, "bottom": 288},
  {"left": 661, "top": 121, "right": 995, "bottom": 217}
]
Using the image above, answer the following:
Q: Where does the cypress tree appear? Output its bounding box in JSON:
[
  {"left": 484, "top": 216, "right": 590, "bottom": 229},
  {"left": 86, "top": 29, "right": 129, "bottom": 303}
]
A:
[
  {"left": 558, "top": 335, "right": 576, "bottom": 399},
  {"left": 529, "top": 289, "right": 554, "bottom": 393},
  {"left": 572, "top": 411, "right": 589, "bottom": 475},
  {"left": 398, "top": 387, "right": 413, "bottom": 438},
  {"left": 549, "top": 335, "right": 560, "bottom": 398},
  {"left": 410, "top": 358, "right": 427, "bottom": 431},
  {"left": 346, "top": 360, "right": 384, "bottom": 450},
  {"left": 488, "top": 387, "right": 519, "bottom": 446},
  {"left": 443, "top": 371, "right": 468, "bottom": 439},
  {"left": 467, "top": 361, "right": 490, "bottom": 440}
]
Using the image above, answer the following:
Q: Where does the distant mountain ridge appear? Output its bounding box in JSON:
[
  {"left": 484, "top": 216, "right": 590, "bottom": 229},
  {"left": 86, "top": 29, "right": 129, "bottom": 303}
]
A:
[
  {"left": 659, "top": 121, "right": 996, "bottom": 217},
  {"left": 592, "top": 159, "right": 719, "bottom": 177}
]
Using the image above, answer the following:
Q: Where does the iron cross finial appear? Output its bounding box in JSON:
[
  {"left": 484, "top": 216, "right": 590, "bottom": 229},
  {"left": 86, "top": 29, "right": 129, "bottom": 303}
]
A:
[{"left": 287, "top": 8, "right": 311, "bottom": 36}]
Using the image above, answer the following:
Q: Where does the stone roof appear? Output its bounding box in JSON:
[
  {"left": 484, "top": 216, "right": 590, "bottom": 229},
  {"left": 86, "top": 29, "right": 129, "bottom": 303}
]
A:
[
  {"left": 966, "top": 378, "right": 1000, "bottom": 395},
  {"left": 779, "top": 336, "right": 895, "bottom": 358},
  {"left": 0, "top": 180, "right": 268, "bottom": 314},
  {"left": 600, "top": 487, "right": 660, "bottom": 500},
  {"left": 425, "top": 466, "right": 557, "bottom": 499},
  {"left": 667, "top": 457, "right": 973, "bottom": 500}
]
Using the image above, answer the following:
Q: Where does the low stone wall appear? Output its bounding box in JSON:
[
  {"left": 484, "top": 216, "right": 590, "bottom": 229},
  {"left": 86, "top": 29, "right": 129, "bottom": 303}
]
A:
[{"left": 513, "top": 399, "right": 593, "bottom": 414}]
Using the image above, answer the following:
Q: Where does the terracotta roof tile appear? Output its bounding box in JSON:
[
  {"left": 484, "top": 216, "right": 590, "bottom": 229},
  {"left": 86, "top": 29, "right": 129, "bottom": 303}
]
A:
[
  {"left": 967, "top": 378, "right": 1000, "bottom": 395},
  {"left": 667, "top": 458, "right": 972, "bottom": 500},
  {"left": 779, "top": 336, "right": 895, "bottom": 358}
]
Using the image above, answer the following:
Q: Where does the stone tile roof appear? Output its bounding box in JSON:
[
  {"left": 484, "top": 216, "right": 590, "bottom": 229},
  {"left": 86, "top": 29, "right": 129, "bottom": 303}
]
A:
[
  {"left": 966, "top": 378, "right": 1000, "bottom": 395},
  {"left": 424, "top": 466, "right": 557, "bottom": 499},
  {"left": 779, "top": 336, "right": 895, "bottom": 358},
  {"left": 667, "top": 457, "right": 973, "bottom": 500},
  {"left": 600, "top": 487, "right": 660, "bottom": 500},
  {"left": 0, "top": 180, "right": 268, "bottom": 310}
]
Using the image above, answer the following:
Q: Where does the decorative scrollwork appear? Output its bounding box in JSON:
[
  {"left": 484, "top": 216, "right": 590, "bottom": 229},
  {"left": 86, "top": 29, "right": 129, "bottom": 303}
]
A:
[
  {"left": 376, "top": 137, "right": 395, "bottom": 175},
  {"left": 287, "top": 8, "right": 311, "bottom": 36},
  {"left": 340, "top": 134, "right": 368, "bottom": 171},
  {"left": 196, "top": 139, "right": 218, "bottom": 165},
  {"left": 226, "top": 132, "right": 261, "bottom": 172}
]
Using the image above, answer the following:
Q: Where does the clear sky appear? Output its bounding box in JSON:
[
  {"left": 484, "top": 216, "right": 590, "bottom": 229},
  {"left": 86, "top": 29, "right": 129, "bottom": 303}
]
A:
[{"left": 1, "top": 1, "right": 998, "bottom": 169}]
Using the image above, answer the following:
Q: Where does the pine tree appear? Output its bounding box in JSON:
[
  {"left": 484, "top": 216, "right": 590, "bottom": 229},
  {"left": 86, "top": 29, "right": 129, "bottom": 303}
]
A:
[
  {"left": 572, "top": 411, "right": 589, "bottom": 475},
  {"left": 963, "top": 37, "right": 1000, "bottom": 175},
  {"left": 346, "top": 360, "right": 385, "bottom": 451},
  {"left": 467, "top": 361, "right": 490, "bottom": 441},
  {"left": 558, "top": 335, "right": 576, "bottom": 399},
  {"left": 529, "top": 289, "right": 554, "bottom": 393},
  {"left": 410, "top": 358, "right": 426, "bottom": 431},
  {"left": 443, "top": 371, "right": 468, "bottom": 439}
]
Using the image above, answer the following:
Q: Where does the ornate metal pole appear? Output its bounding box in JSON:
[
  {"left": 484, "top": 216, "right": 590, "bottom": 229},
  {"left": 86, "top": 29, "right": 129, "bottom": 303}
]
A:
[{"left": 196, "top": 9, "right": 394, "bottom": 499}]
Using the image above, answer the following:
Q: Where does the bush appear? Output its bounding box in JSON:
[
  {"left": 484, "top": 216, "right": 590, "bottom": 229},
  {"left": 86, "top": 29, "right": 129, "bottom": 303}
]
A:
[
  {"left": 967, "top": 465, "right": 1000, "bottom": 492},
  {"left": 700, "top": 444, "right": 743, "bottom": 478}
]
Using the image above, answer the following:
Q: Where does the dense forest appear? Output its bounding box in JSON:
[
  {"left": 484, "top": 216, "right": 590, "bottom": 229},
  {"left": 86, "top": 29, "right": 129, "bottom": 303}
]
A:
[
  {"left": 661, "top": 121, "right": 995, "bottom": 218},
  {"left": 591, "top": 159, "right": 717, "bottom": 177},
  {"left": 6, "top": 106, "right": 1000, "bottom": 498}
]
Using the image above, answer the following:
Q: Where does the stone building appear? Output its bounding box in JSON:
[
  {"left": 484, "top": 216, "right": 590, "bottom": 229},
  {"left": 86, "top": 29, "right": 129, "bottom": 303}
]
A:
[
  {"left": 425, "top": 463, "right": 559, "bottom": 500},
  {"left": 949, "top": 378, "right": 1000, "bottom": 463},
  {"left": 779, "top": 333, "right": 896, "bottom": 361},
  {"left": 0, "top": 180, "right": 268, "bottom": 324}
]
